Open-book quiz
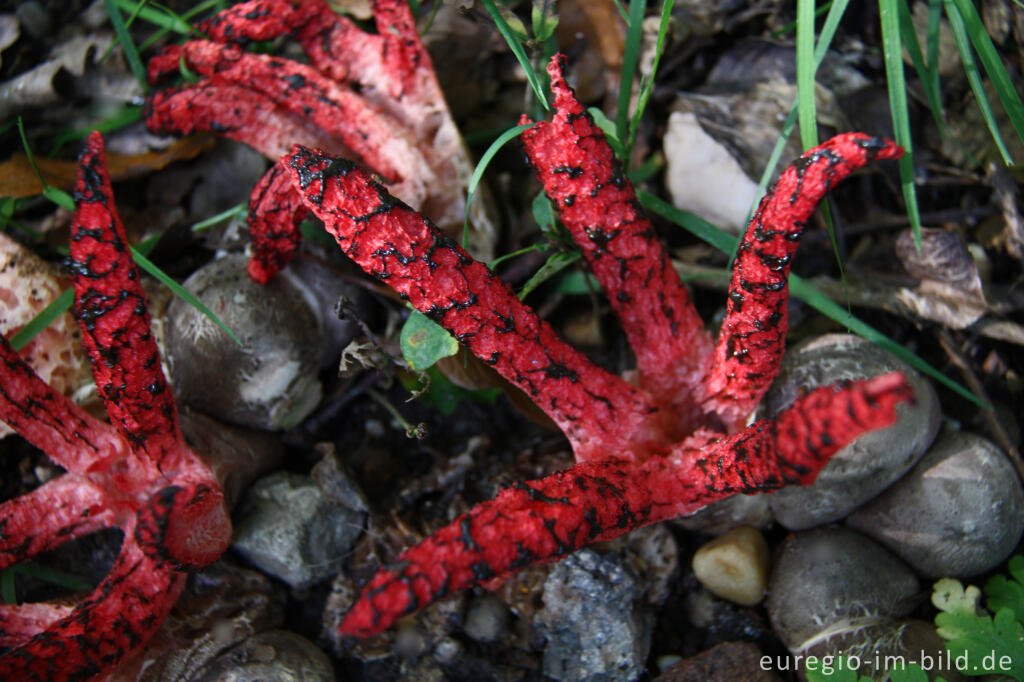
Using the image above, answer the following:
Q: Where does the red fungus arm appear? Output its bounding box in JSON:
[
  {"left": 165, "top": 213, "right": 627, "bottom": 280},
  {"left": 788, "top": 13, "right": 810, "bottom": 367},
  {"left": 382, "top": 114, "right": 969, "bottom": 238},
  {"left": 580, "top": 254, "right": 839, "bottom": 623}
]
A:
[
  {"left": 0, "top": 336, "right": 124, "bottom": 473},
  {"left": 340, "top": 372, "right": 913, "bottom": 637},
  {"left": 246, "top": 163, "right": 310, "bottom": 284},
  {"left": 0, "top": 540, "right": 185, "bottom": 682},
  {"left": 70, "top": 132, "right": 183, "bottom": 469},
  {"left": 702, "top": 134, "right": 902, "bottom": 428},
  {"left": 266, "top": 145, "right": 669, "bottom": 462},
  {"left": 0, "top": 475, "right": 114, "bottom": 570},
  {"left": 521, "top": 56, "right": 713, "bottom": 424}
]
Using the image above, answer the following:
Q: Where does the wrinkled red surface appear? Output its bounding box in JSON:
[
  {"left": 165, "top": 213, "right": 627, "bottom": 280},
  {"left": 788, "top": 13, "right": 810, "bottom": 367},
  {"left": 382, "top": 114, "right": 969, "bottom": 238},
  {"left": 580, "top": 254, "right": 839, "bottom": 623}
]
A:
[
  {"left": 0, "top": 132, "right": 230, "bottom": 681},
  {"left": 238, "top": 48, "right": 912, "bottom": 639}
]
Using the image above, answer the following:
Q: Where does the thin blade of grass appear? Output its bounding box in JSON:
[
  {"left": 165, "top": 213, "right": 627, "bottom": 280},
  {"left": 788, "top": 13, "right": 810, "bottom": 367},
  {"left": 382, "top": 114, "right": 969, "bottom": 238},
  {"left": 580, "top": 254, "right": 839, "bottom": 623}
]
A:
[
  {"left": 116, "top": 0, "right": 192, "bottom": 33},
  {"left": 0, "top": 569, "right": 15, "bottom": 604},
  {"left": 588, "top": 106, "right": 625, "bottom": 157},
  {"left": 519, "top": 251, "right": 581, "bottom": 299},
  {"left": 897, "top": 0, "right": 948, "bottom": 138},
  {"left": 463, "top": 123, "right": 533, "bottom": 249},
  {"left": 880, "top": 0, "right": 923, "bottom": 249},
  {"left": 11, "top": 562, "right": 93, "bottom": 592},
  {"left": 191, "top": 202, "right": 247, "bottom": 232},
  {"left": 104, "top": 0, "right": 149, "bottom": 92},
  {"left": 637, "top": 191, "right": 984, "bottom": 407},
  {"left": 616, "top": 0, "right": 647, "bottom": 148},
  {"left": 796, "top": 0, "right": 819, "bottom": 150},
  {"left": 480, "top": 0, "right": 549, "bottom": 111},
  {"left": 18, "top": 118, "right": 77, "bottom": 211},
  {"left": 945, "top": 0, "right": 1014, "bottom": 165},
  {"left": 628, "top": 0, "right": 674, "bottom": 159},
  {"left": 129, "top": 246, "right": 242, "bottom": 346},
  {"left": 948, "top": 0, "right": 1024, "bottom": 152},
  {"left": 789, "top": 274, "right": 987, "bottom": 407},
  {"left": 748, "top": 0, "right": 850, "bottom": 235},
  {"left": 49, "top": 106, "right": 143, "bottom": 156},
  {"left": 9, "top": 288, "right": 74, "bottom": 352},
  {"left": 137, "top": 0, "right": 219, "bottom": 50}
]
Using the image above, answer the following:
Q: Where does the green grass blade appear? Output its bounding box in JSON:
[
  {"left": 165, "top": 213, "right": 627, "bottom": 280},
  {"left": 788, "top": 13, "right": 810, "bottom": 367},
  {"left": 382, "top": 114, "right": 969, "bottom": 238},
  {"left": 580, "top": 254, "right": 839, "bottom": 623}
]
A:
[
  {"left": 12, "top": 562, "right": 94, "bottom": 592},
  {"left": 616, "top": 0, "right": 647, "bottom": 148},
  {"left": 628, "top": 0, "right": 674, "bottom": 158},
  {"left": 948, "top": 0, "right": 1024, "bottom": 153},
  {"left": 587, "top": 106, "right": 625, "bottom": 157},
  {"left": 480, "top": 0, "right": 549, "bottom": 111},
  {"left": 945, "top": 0, "right": 1015, "bottom": 165},
  {"left": 789, "top": 275, "right": 986, "bottom": 407},
  {"left": 191, "top": 202, "right": 247, "bottom": 232},
  {"left": 9, "top": 288, "right": 75, "bottom": 352},
  {"left": 519, "top": 250, "right": 581, "bottom": 299},
  {"left": 129, "top": 246, "right": 242, "bottom": 346},
  {"left": 49, "top": 106, "right": 143, "bottom": 156},
  {"left": 0, "top": 568, "right": 16, "bottom": 604},
  {"left": 796, "top": 0, "right": 819, "bottom": 150},
  {"left": 18, "top": 118, "right": 77, "bottom": 211},
  {"left": 116, "top": 0, "right": 192, "bottom": 33},
  {"left": 638, "top": 190, "right": 737, "bottom": 253},
  {"left": 104, "top": 0, "right": 149, "bottom": 92},
  {"left": 897, "top": 0, "right": 948, "bottom": 138},
  {"left": 463, "top": 123, "right": 533, "bottom": 248},
  {"left": 880, "top": 0, "right": 923, "bottom": 249},
  {"left": 137, "top": 0, "right": 219, "bottom": 51},
  {"left": 749, "top": 0, "right": 849, "bottom": 226}
]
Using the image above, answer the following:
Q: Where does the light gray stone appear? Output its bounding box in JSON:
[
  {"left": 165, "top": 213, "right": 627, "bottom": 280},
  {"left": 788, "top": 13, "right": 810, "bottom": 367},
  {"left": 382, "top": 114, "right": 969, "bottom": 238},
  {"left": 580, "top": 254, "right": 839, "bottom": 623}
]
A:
[
  {"left": 765, "top": 527, "right": 919, "bottom": 651},
  {"left": 539, "top": 549, "right": 653, "bottom": 682},
  {"left": 166, "top": 255, "right": 322, "bottom": 431},
  {"left": 231, "top": 471, "right": 364, "bottom": 589},
  {"left": 764, "top": 334, "right": 942, "bottom": 529},
  {"left": 674, "top": 492, "right": 773, "bottom": 535},
  {"left": 848, "top": 432, "right": 1024, "bottom": 577}
]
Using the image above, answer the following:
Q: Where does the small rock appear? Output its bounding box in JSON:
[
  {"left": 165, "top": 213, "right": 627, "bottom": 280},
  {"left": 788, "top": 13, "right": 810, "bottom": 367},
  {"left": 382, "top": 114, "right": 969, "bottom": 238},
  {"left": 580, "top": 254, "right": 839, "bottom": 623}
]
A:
[
  {"left": 190, "top": 630, "right": 334, "bottom": 681},
  {"left": 654, "top": 641, "right": 781, "bottom": 682},
  {"left": 847, "top": 432, "right": 1024, "bottom": 577},
  {"left": 765, "top": 527, "right": 919, "bottom": 651},
  {"left": 763, "top": 334, "right": 942, "bottom": 529},
  {"left": 165, "top": 254, "right": 323, "bottom": 431},
  {"left": 232, "top": 471, "right": 365, "bottom": 589},
  {"left": 674, "top": 493, "right": 773, "bottom": 535},
  {"left": 464, "top": 593, "right": 510, "bottom": 643},
  {"left": 538, "top": 549, "right": 653, "bottom": 682},
  {"left": 692, "top": 527, "right": 770, "bottom": 606}
]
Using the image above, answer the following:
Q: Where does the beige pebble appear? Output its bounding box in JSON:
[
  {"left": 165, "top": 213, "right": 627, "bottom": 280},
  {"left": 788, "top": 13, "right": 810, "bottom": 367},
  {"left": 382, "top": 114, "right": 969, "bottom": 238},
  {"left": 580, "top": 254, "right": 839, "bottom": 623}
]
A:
[{"left": 691, "top": 526, "right": 770, "bottom": 606}]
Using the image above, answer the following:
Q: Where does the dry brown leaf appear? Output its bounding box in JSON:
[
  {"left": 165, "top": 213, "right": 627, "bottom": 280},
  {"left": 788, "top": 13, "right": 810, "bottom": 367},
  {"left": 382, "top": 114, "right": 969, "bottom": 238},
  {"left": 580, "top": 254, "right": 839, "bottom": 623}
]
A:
[
  {"left": 894, "top": 228, "right": 988, "bottom": 329},
  {"left": 0, "top": 134, "right": 215, "bottom": 198}
]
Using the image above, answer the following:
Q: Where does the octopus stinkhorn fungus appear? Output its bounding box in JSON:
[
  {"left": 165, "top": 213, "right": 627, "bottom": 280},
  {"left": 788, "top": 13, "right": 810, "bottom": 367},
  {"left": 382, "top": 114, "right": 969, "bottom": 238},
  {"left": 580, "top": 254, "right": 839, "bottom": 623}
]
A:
[
  {"left": 144, "top": 0, "right": 496, "bottom": 265},
  {"left": 0, "top": 132, "right": 231, "bottom": 681},
  {"left": 240, "top": 55, "right": 915, "bottom": 637}
]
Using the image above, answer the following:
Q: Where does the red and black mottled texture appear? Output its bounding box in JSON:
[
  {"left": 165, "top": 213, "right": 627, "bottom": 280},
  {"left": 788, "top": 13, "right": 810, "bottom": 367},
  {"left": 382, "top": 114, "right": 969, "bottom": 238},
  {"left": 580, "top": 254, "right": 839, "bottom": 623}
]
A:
[
  {"left": 281, "top": 146, "right": 668, "bottom": 462},
  {"left": 339, "top": 373, "right": 911, "bottom": 636},
  {"left": 521, "top": 57, "right": 713, "bottom": 430},
  {"left": 0, "top": 132, "right": 231, "bottom": 681},
  {"left": 240, "top": 54, "right": 911, "bottom": 638},
  {"left": 702, "top": 133, "right": 902, "bottom": 428}
]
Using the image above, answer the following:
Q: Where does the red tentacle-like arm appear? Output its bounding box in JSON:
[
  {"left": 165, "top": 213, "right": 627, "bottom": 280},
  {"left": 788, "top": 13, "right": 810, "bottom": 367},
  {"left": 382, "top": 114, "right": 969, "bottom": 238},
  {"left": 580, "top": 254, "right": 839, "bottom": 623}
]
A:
[
  {"left": 521, "top": 56, "right": 713, "bottom": 422},
  {"left": 256, "top": 145, "right": 670, "bottom": 463},
  {"left": 69, "top": 132, "right": 182, "bottom": 469},
  {"left": 340, "top": 373, "right": 914, "bottom": 637},
  {"left": 702, "top": 133, "right": 903, "bottom": 428}
]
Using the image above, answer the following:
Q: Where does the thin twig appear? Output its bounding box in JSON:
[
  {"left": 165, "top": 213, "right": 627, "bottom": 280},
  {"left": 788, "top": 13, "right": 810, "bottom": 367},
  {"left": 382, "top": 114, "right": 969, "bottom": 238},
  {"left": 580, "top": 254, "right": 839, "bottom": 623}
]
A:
[{"left": 935, "top": 327, "right": 1024, "bottom": 483}]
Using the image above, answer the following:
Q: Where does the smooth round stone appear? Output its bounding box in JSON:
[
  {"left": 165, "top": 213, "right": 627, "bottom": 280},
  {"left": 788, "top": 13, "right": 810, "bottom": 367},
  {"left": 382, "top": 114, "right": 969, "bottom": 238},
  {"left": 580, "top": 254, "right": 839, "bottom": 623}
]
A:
[
  {"left": 763, "top": 334, "right": 942, "bottom": 530},
  {"left": 847, "top": 432, "right": 1024, "bottom": 577},
  {"left": 765, "top": 527, "right": 919, "bottom": 650},
  {"left": 165, "top": 255, "right": 322, "bottom": 431},
  {"left": 692, "top": 527, "right": 770, "bottom": 606},
  {"left": 674, "top": 492, "right": 773, "bottom": 535}
]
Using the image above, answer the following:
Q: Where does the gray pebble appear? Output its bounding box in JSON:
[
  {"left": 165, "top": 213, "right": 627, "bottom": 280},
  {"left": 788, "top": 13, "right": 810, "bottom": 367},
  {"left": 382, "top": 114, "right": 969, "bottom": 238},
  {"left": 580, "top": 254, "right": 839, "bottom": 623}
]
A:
[
  {"left": 231, "top": 471, "right": 365, "bottom": 589},
  {"left": 847, "top": 432, "right": 1024, "bottom": 577},
  {"left": 764, "top": 334, "right": 941, "bottom": 529},
  {"left": 674, "top": 492, "right": 773, "bottom": 535},
  {"left": 538, "top": 549, "right": 653, "bottom": 682},
  {"left": 765, "top": 527, "right": 919, "bottom": 651},
  {"left": 166, "top": 255, "right": 322, "bottom": 431}
]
